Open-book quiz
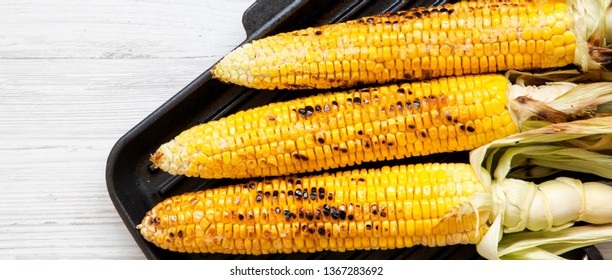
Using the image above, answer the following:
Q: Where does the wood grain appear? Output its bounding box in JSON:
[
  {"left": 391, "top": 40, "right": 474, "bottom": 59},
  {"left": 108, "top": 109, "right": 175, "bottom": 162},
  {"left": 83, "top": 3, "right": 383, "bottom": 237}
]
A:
[
  {"left": 0, "top": 0, "right": 253, "bottom": 259},
  {"left": 1, "top": 0, "right": 610, "bottom": 260}
]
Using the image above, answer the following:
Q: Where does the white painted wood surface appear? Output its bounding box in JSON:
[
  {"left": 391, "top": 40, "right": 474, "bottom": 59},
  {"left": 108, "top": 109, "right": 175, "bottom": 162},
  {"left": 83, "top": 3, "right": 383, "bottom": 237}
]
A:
[{"left": 1, "top": 0, "right": 610, "bottom": 260}]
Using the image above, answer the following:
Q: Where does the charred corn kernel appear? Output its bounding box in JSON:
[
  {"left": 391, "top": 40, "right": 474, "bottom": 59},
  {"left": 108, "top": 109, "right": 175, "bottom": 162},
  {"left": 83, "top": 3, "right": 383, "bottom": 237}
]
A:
[
  {"left": 138, "top": 163, "right": 489, "bottom": 254},
  {"left": 212, "top": 1, "right": 580, "bottom": 90},
  {"left": 152, "top": 74, "right": 517, "bottom": 179}
]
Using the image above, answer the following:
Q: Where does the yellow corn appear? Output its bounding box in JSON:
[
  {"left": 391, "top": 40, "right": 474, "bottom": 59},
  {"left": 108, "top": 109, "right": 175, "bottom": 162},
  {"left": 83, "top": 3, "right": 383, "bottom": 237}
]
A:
[
  {"left": 137, "top": 163, "right": 490, "bottom": 254},
  {"left": 212, "top": 1, "right": 580, "bottom": 90},
  {"left": 151, "top": 74, "right": 518, "bottom": 179}
]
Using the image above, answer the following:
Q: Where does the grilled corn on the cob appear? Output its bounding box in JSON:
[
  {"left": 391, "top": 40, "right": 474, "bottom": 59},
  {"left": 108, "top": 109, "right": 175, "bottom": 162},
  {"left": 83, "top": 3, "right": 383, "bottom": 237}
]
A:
[
  {"left": 212, "top": 0, "right": 610, "bottom": 90},
  {"left": 152, "top": 74, "right": 518, "bottom": 179},
  {"left": 137, "top": 163, "right": 490, "bottom": 254}
]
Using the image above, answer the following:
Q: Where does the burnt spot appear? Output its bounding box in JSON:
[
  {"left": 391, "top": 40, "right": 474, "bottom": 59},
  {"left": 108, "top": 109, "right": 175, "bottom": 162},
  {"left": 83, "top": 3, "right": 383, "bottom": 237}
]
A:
[
  {"left": 324, "top": 104, "right": 330, "bottom": 111},
  {"left": 169, "top": 232, "right": 175, "bottom": 238},
  {"left": 267, "top": 115, "right": 276, "bottom": 121},
  {"left": 333, "top": 146, "right": 339, "bottom": 151},
  {"left": 365, "top": 223, "right": 372, "bottom": 230},
  {"left": 447, "top": 9, "right": 454, "bottom": 15},
  {"left": 330, "top": 207, "right": 340, "bottom": 219},
  {"left": 293, "top": 153, "right": 309, "bottom": 161},
  {"left": 375, "top": 225, "right": 380, "bottom": 230},
  {"left": 421, "top": 10, "right": 430, "bottom": 16},
  {"left": 249, "top": 183, "right": 256, "bottom": 189},
  {"left": 348, "top": 214, "right": 354, "bottom": 220},
  {"left": 305, "top": 211, "right": 314, "bottom": 220},
  {"left": 255, "top": 194, "right": 263, "bottom": 202},
  {"left": 412, "top": 12, "right": 422, "bottom": 18},
  {"left": 387, "top": 141, "right": 394, "bottom": 147},
  {"left": 317, "top": 137, "right": 325, "bottom": 144},
  {"left": 315, "top": 30, "right": 322, "bottom": 35},
  {"left": 389, "top": 104, "right": 395, "bottom": 112},
  {"left": 315, "top": 209, "right": 322, "bottom": 220},
  {"left": 406, "top": 15, "right": 413, "bottom": 20},
  {"left": 384, "top": 20, "right": 392, "bottom": 24},
  {"left": 318, "top": 227, "right": 326, "bottom": 236},
  {"left": 364, "top": 140, "right": 371, "bottom": 148},
  {"left": 380, "top": 211, "right": 387, "bottom": 218},
  {"left": 397, "top": 88, "right": 405, "bottom": 94},
  {"left": 308, "top": 228, "right": 315, "bottom": 234},
  {"left": 273, "top": 191, "right": 279, "bottom": 199},
  {"left": 459, "top": 124, "right": 466, "bottom": 131},
  {"left": 439, "top": 8, "right": 448, "bottom": 13},
  {"left": 239, "top": 214, "right": 245, "bottom": 220},
  {"left": 396, "top": 102, "right": 403, "bottom": 110},
  {"left": 406, "top": 100, "right": 412, "bottom": 108},
  {"left": 304, "top": 106, "right": 314, "bottom": 116},
  {"left": 310, "top": 192, "right": 317, "bottom": 200},
  {"left": 299, "top": 208, "right": 305, "bottom": 219},
  {"left": 339, "top": 147, "right": 348, "bottom": 153},
  {"left": 357, "top": 18, "right": 365, "bottom": 23},
  {"left": 467, "top": 126, "right": 475, "bottom": 133},
  {"left": 328, "top": 192, "right": 334, "bottom": 200},
  {"left": 413, "top": 98, "right": 421, "bottom": 109},
  {"left": 287, "top": 190, "right": 294, "bottom": 197},
  {"left": 339, "top": 210, "right": 347, "bottom": 220},
  {"left": 264, "top": 191, "right": 270, "bottom": 197},
  {"left": 420, "top": 130, "right": 427, "bottom": 138},
  {"left": 323, "top": 204, "right": 331, "bottom": 216},
  {"left": 283, "top": 209, "right": 291, "bottom": 219},
  {"left": 332, "top": 100, "right": 339, "bottom": 108},
  {"left": 318, "top": 187, "right": 325, "bottom": 199},
  {"left": 295, "top": 179, "right": 302, "bottom": 185},
  {"left": 408, "top": 124, "right": 416, "bottom": 129},
  {"left": 295, "top": 188, "right": 303, "bottom": 200},
  {"left": 301, "top": 225, "right": 308, "bottom": 232},
  {"left": 275, "top": 207, "right": 281, "bottom": 214},
  {"left": 366, "top": 17, "right": 374, "bottom": 23},
  {"left": 446, "top": 113, "right": 453, "bottom": 122},
  {"left": 453, "top": 118, "right": 459, "bottom": 123},
  {"left": 353, "top": 97, "right": 361, "bottom": 105},
  {"left": 346, "top": 98, "right": 352, "bottom": 104},
  {"left": 315, "top": 105, "right": 321, "bottom": 112},
  {"left": 372, "top": 204, "right": 378, "bottom": 215}
]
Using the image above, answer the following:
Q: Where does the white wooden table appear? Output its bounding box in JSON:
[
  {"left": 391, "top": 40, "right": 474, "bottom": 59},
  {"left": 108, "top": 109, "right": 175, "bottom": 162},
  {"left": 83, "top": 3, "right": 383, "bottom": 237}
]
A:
[{"left": 1, "top": 0, "right": 610, "bottom": 260}]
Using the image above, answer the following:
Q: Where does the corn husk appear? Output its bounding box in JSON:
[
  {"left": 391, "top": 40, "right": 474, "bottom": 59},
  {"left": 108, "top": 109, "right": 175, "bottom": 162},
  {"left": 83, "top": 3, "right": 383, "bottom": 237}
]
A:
[{"left": 468, "top": 117, "right": 612, "bottom": 260}]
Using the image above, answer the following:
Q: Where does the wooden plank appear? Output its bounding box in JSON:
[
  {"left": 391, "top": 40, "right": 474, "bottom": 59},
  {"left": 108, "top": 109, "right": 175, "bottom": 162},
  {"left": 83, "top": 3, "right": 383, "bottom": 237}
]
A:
[{"left": 0, "top": 0, "right": 253, "bottom": 259}]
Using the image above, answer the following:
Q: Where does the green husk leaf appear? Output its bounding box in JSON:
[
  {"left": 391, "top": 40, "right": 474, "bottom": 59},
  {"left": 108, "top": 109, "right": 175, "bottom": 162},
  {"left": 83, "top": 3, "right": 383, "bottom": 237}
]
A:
[
  {"left": 509, "top": 82, "right": 612, "bottom": 131},
  {"left": 471, "top": 116, "right": 612, "bottom": 260},
  {"left": 497, "top": 224, "right": 612, "bottom": 258}
]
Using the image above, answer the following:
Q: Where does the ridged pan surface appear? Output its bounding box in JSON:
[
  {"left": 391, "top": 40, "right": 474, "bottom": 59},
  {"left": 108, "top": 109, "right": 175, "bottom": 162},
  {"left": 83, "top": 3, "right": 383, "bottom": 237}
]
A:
[{"left": 105, "top": 0, "right": 601, "bottom": 260}]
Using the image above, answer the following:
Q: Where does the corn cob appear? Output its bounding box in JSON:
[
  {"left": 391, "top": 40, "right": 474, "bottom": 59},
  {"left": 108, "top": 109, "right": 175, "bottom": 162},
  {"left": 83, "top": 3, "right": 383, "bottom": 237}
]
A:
[
  {"left": 152, "top": 74, "right": 518, "bottom": 179},
  {"left": 137, "top": 163, "right": 490, "bottom": 254},
  {"left": 212, "top": 0, "right": 611, "bottom": 90}
]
